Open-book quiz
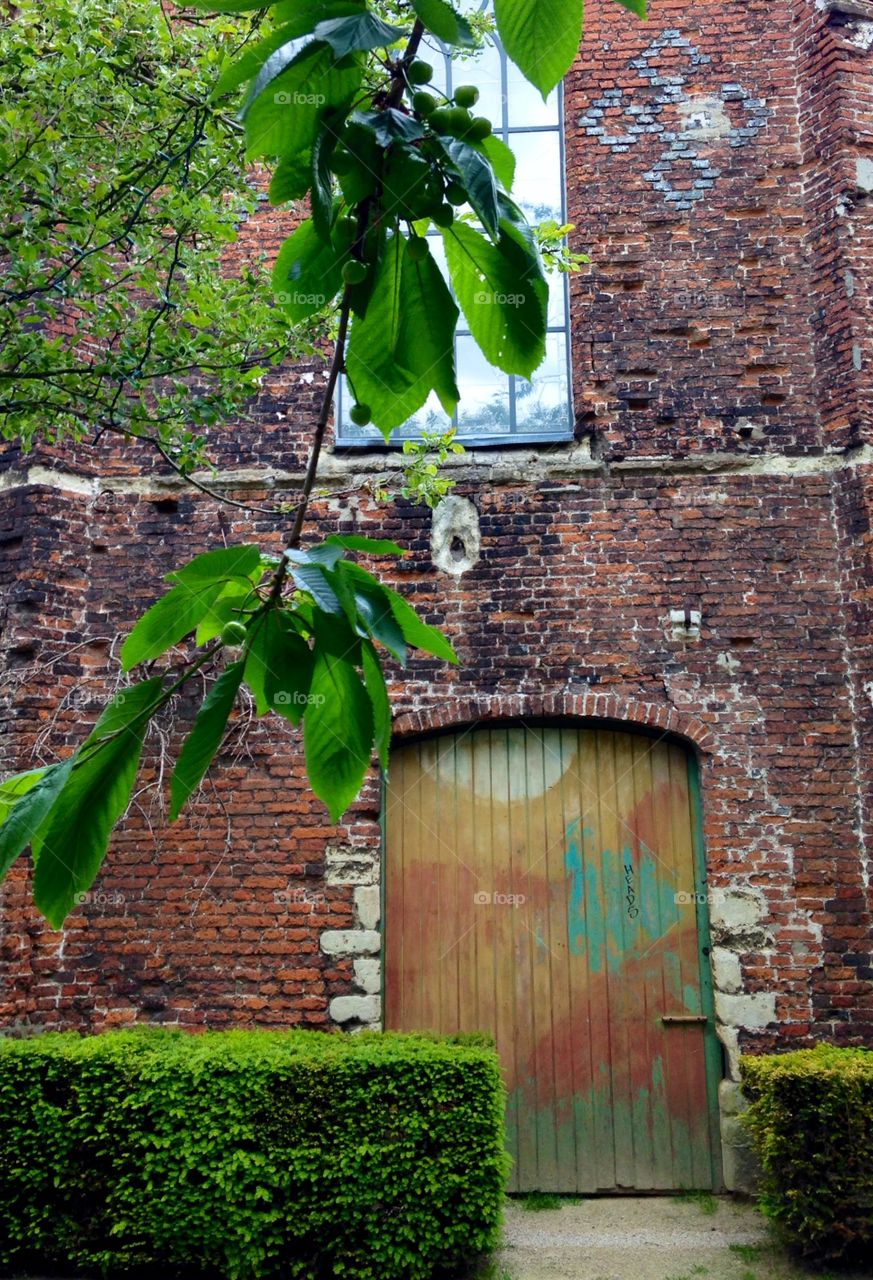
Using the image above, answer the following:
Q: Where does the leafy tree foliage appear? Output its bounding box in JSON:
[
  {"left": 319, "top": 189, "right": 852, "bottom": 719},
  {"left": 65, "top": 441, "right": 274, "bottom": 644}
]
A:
[
  {"left": 0, "top": 0, "right": 645, "bottom": 927},
  {"left": 0, "top": 0, "right": 300, "bottom": 468}
]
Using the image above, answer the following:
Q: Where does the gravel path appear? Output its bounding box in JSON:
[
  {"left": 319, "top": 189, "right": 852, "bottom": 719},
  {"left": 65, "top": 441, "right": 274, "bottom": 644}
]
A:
[{"left": 493, "top": 1197, "right": 873, "bottom": 1280}]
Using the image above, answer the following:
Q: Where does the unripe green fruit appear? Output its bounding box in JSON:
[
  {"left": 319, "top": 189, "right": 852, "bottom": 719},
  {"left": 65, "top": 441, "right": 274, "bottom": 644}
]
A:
[
  {"left": 467, "top": 115, "right": 493, "bottom": 141},
  {"left": 342, "top": 259, "right": 367, "bottom": 285},
  {"left": 445, "top": 179, "right": 466, "bottom": 206},
  {"left": 454, "top": 84, "right": 479, "bottom": 108},
  {"left": 412, "top": 90, "right": 438, "bottom": 116},
  {"left": 408, "top": 60, "right": 433, "bottom": 85},
  {"left": 428, "top": 107, "right": 452, "bottom": 135},
  {"left": 430, "top": 203, "right": 454, "bottom": 228},
  {"left": 350, "top": 402, "right": 372, "bottom": 426},
  {"left": 220, "top": 621, "right": 248, "bottom": 646},
  {"left": 406, "top": 235, "right": 430, "bottom": 262},
  {"left": 332, "top": 215, "right": 357, "bottom": 248},
  {"left": 445, "top": 107, "right": 471, "bottom": 136}
]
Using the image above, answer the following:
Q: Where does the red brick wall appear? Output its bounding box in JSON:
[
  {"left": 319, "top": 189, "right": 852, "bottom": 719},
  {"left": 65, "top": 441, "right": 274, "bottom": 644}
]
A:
[{"left": 2, "top": 0, "right": 872, "bottom": 1053}]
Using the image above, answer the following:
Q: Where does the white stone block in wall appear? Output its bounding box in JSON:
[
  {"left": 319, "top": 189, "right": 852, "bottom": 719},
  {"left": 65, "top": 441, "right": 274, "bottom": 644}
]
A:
[
  {"left": 320, "top": 929, "right": 381, "bottom": 956},
  {"left": 354, "top": 958, "right": 382, "bottom": 995},
  {"left": 711, "top": 946, "right": 742, "bottom": 994},
  {"left": 714, "top": 990, "right": 776, "bottom": 1030},
  {"left": 354, "top": 885, "right": 381, "bottom": 930},
  {"left": 329, "top": 994, "right": 381, "bottom": 1024}
]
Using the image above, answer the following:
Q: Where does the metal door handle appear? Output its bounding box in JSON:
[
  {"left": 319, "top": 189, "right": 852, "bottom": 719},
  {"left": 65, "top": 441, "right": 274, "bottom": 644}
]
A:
[{"left": 661, "top": 1014, "right": 708, "bottom": 1025}]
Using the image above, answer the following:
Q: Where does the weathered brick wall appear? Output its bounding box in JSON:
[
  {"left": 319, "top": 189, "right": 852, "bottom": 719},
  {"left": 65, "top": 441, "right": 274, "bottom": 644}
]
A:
[{"left": 1, "top": 0, "right": 872, "bottom": 1068}]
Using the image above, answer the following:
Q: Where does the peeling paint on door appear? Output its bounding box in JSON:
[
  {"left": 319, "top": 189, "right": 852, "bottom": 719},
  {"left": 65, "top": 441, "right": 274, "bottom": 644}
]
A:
[{"left": 384, "top": 725, "right": 722, "bottom": 1192}]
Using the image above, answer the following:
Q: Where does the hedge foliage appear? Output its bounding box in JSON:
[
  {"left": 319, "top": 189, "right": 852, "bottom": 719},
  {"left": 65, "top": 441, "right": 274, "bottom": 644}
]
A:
[
  {"left": 0, "top": 1028, "right": 508, "bottom": 1279},
  {"left": 741, "top": 1044, "right": 873, "bottom": 1264}
]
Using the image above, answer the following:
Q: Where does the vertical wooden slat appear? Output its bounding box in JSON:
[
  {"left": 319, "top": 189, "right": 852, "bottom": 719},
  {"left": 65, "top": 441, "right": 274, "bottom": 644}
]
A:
[{"left": 384, "top": 726, "right": 718, "bottom": 1193}]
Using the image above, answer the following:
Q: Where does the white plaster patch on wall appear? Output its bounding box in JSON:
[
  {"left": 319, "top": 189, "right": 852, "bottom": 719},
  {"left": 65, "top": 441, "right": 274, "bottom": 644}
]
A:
[
  {"left": 857, "top": 154, "right": 873, "bottom": 193},
  {"left": 325, "top": 845, "right": 379, "bottom": 886},
  {"left": 431, "top": 494, "right": 481, "bottom": 576}
]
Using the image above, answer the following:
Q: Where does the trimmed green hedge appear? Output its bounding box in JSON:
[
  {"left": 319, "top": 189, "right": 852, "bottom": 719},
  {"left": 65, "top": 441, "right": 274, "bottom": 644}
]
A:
[
  {"left": 0, "top": 1028, "right": 508, "bottom": 1279},
  {"left": 741, "top": 1044, "right": 873, "bottom": 1264}
]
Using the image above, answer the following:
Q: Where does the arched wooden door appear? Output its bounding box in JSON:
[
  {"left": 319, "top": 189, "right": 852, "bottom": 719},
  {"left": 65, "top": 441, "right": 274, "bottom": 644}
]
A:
[{"left": 384, "top": 724, "right": 722, "bottom": 1192}]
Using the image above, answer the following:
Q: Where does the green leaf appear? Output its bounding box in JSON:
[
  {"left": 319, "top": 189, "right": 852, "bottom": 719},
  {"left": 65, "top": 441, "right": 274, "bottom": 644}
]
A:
[
  {"left": 273, "top": 219, "right": 343, "bottom": 321},
  {"left": 442, "top": 220, "right": 547, "bottom": 377},
  {"left": 121, "top": 582, "right": 223, "bottom": 671},
  {"left": 410, "top": 0, "right": 476, "bottom": 47},
  {"left": 243, "top": 614, "right": 275, "bottom": 715},
  {"left": 0, "top": 768, "right": 47, "bottom": 830},
  {"left": 323, "top": 535, "right": 405, "bottom": 555},
  {"left": 437, "top": 136, "right": 500, "bottom": 238},
  {"left": 244, "top": 43, "right": 361, "bottom": 163},
  {"left": 211, "top": 23, "right": 310, "bottom": 101},
  {"left": 338, "top": 563, "right": 408, "bottom": 665},
  {"left": 361, "top": 641, "right": 391, "bottom": 770},
  {"left": 313, "top": 13, "right": 405, "bottom": 58},
  {"left": 0, "top": 761, "right": 74, "bottom": 881},
  {"left": 478, "top": 134, "right": 516, "bottom": 191},
  {"left": 311, "top": 115, "right": 342, "bottom": 241},
  {"left": 32, "top": 726, "right": 147, "bottom": 929},
  {"left": 304, "top": 650, "right": 374, "bottom": 822},
  {"left": 352, "top": 107, "right": 425, "bottom": 147},
  {"left": 168, "top": 545, "right": 262, "bottom": 588},
  {"left": 291, "top": 563, "right": 344, "bottom": 613},
  {"left": 383, "top": 584, "right": 458, "bottom": 663},
  {"left": 195, "top": 580, "right": 254, "bottom": 645},
  {"left": 170, "top": 661, "right": 244, "bottom": 821},
  {"left": 614, "top": 0, "right": 647, "bottom": 14},
  {"left": 493, "top": 0, "right": 583, "bottom": 98},
  {"left": 269, "top": 151, "right": 312, "bottom": 204},
  {"left": 346, "top": 233, "right": 459, "bottom": 435},
  {"left": 399, "top": 243, "right": 460, "bottom": 417},
  {"left": 260, "top": 626, "right": 314, "bottom": 728},
  {"left": 82, "top": 677, "right": 166, "bottom": 750}
]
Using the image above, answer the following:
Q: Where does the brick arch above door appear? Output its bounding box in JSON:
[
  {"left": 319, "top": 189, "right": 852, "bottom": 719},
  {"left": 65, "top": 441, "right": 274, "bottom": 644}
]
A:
[{"left": 392, "top": 690, "right": 715, "bottom": 755}]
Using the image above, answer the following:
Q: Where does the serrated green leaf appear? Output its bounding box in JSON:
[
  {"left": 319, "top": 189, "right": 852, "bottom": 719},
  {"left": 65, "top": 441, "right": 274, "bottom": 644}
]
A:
[
  {"left": 269, "top": 151, "right": 312, "bottom": 204},
  {"left": 346, "top": 233, "right": 459, "bottom": 435},
  {"left": 121, "top": 582, "right": 223, "bottom": 671},
  {"left": 168, "top": 545, "right": 262, "bottom": 588},
  {"left": 211, "top": 23, "right": 307, "bottom": 101},
  {"left": 361, "top": 641, "right": 391, "bottom": 770},
  {"left": 383, "top": 585, "right": 458, "bottom": 663},
  {"left": 32, "top": 726, "right": 147, "bottom": 928},
  {"left": 477, "top": 134, "right": 516, "bottom": 191},
  {"left": 292, "top": 563, "right": 345, "bottom": 613},
  {"left": 262, "top": 621, "right": 314, "bottom": 727},
  {"left": 352, "top": 107, "right": 425, "bottom": 147},
  {"left": 437, "top": 137, "right": 500, "bottom": 238},
  {"left": 244, "top": 44, "right": 361, "bottom": 163},
  {"left": 170, "top": 661, "right": 244, "bottom": 821},
  {"left": 338, "top": 563, "right": 408, "bottom": 665},
  {"left": 0, "top": 768, "right": 47, "bottom": 830},
  {"left": 0, "top": 760, "right": 74, "bottom": 881},
  {"left": 313, "top": 13, "right": 405, "bottom": 59},
  {"left": 323, "top": 535, "right": 405, "bottom": 556},
  {"left": 311, "top": 115, "right": 343, "bottom": 241},
  {"left": 82, "top": 677, "right": 166, "bottom": 750},
  {"left": 304, "top": 651, "right": 374, "bottom": 821},
  {"left": 410, "top": 0, "right": 476, "bottom": 47},
  {"left": 273, "top": 219, "right": 343, "bottom": 320},
  {"left": 442, "top": 220, "right": 547, "bottom": 377},
  {"left": 195, "top": 581, "right": 254, "bottom": 646},
  {"left": 493, "top": 0, "right": 583, "bottom": 98}
]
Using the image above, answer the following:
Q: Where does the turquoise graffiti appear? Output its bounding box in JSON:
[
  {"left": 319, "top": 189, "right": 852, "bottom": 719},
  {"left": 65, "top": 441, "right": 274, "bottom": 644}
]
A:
[{"left": 565, "top": 819, "right": 681, "bottom": 971}]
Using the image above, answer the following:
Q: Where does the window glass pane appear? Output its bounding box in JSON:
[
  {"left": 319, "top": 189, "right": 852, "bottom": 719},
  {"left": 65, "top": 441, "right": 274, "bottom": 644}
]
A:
[
  {"left": 455, "top": 334, "right": 511, "bottom": 437},
  {"left": 453, "top": 36, "right": 503, "bottom": 126},
  {"left": 506, "top": 56, "right": 561, "bottom": 128},
  {"left": 545, "top": 269, "right": 567, "bottom": 330},
  {"left": 514, "top": 333, "right": 571, "bottom": 435},
  {"left": 511, "top": 131, "right": 562, "bottom": 224}
]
